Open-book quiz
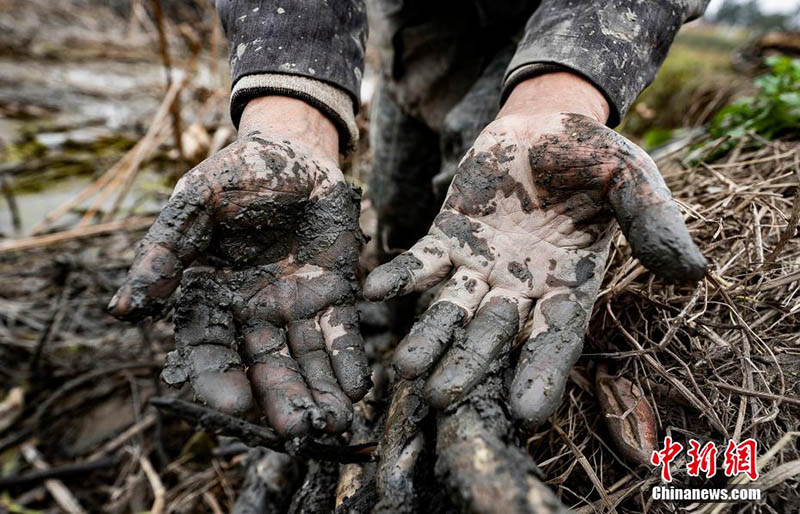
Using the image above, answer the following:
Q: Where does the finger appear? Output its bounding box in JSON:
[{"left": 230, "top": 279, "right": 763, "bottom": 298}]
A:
[
  {"left": 363, "top": 235, "right": 451, "bottom": 301},
  {"left": 425, "top": 293, "right": 522, "bottom": 409},
  {"left": 287, "top": 319, "right": 353, "bottom": 433},
  {"left": 393, "top": 267, "right": 489, "bottom": 379},
  {"left": 319, "top": 305, "right": 372, "bottom": 401},
  {"left": 606, "top": 146, "right": 707, "bottom": 283},
  {"left": 173, "top": 268, "right": 253, "bottom": 416},
  {"left": 240, "top": 321, "right": 325, "bottom": 437},
  {"left": 509, "top": 290, "right": 593, "bottom": 428},
  {"left": 108, "top": 171, "right": 213, "bottom": 321}
]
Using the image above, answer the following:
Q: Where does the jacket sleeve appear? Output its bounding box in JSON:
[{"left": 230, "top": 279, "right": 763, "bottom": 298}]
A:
[
  {"left": 216, "top": 0, "right": 367, "bottom": 152},
  {"left": 502, "top": 0, "right": 709, "bottom": 127}
]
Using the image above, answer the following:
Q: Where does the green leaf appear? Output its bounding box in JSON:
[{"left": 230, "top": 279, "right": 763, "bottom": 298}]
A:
[{"left": 707, "top": 54, "right": 800, "bottom": 160}]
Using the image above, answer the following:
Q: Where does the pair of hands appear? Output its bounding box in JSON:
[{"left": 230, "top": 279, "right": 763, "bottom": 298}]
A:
[{"left": 109, "top": 76, "right": 706, "bottom": 437}]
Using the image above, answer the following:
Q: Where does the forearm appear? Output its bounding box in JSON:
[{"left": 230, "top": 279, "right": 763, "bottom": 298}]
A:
[{"left": 502, "top": 0, "right": 710, "bottom": 126}]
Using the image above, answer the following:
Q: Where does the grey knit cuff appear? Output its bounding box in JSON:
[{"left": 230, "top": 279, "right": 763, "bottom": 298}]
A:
[{"left": 230, "top": 73, "right": 360, "bottom": 154}]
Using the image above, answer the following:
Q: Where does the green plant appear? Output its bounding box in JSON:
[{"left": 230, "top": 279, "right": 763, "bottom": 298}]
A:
[{"left": 710, "top": 55, "right": 800, "bottom": 146}]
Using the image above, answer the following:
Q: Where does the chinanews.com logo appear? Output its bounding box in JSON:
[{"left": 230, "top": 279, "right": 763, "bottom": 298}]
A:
[{"left": 650, "top": 437, "right": 762, "bottom": 502}]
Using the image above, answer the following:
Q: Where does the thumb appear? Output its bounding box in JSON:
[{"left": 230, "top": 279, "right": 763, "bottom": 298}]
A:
[
  {"left": 607, "top": 150, "right": 707, "bottom": 283},
  {"left": 109, "top": 172, "right": 213, "bottom": 321}
]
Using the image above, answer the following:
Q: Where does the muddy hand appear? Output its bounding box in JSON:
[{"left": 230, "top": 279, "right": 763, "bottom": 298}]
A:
[
  {"left": 365, "top": 111, "right": 705, "bottom": 426},
  {"left": 109, "top": 133, "right": 371, "bottom": 437}
]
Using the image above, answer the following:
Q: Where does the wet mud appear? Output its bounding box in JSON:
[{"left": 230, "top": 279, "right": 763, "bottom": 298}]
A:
[
  {"left": 425, "top": 297, "right": 519, "bottom": 409},
  {"left": 233, "top": 448, "right": 304, "bottom": 514},
  {"left": 444, "top": 143, "right": 534, "bottom": 217},
  {"left": 374, "top": 379, "right": 430, "bottom": 514},
  {"left": 509, "top": 292, "right": 593, "bottom": 428},
  {"left": 393, "top": 301, "right": 467, "bottom": 379},
  {"left": 436, "top": 373, "right": 568, "bottom": 514},
  {"left": 530, "top": 113, "right": 707, "bottom": 283}
]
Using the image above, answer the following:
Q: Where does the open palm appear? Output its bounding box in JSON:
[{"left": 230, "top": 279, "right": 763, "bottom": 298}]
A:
[
  {"left": 365, "top": 112, "right": 706, "bottom": 426},
  {"left": 109, "top": 133, "right": 370, "bottom": 436}
]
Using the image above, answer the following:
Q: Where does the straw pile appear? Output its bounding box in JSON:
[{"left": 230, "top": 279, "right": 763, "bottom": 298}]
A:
[{"left": 530, "top": 132, "right": 800, "bottom": 513}]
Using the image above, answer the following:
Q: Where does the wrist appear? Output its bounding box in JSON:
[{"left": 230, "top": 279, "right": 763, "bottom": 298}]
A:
[
  {"left": 239, "top": 96, "right": 340, "bottom": 165},
  {"left": 498, "top": 72, "right": 610, "bottom": 124}
]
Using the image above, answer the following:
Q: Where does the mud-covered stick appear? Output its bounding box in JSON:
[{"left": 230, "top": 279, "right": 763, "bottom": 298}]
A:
[
  {"left": 334, "top": 401, "right": 379, "bottom": 513},
  {"left": 288, "top": 459, "right": 339, "bottom": 514},
  {"left": 373, "top": 379, "right": 429, "bottom": 514},
  {"left": 149, "top": 397, "right": 376, "bottom": 463},
  {"left": 435, "top": 375, "right": 569, "bottom": 514},
  {"left": 150, "top": 396, "right": 283, "bottom": 447}
]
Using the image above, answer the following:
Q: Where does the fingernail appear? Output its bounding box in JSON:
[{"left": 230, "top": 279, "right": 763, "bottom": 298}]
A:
[
  {"left": 309, "top": 406, "right": 327, "bottom": 430},
  {"left": 363, "top": 265, "right": 410, "bottom": 301},
  {"left": 107, "top": 292, "right": 120, "bottom": 313}
]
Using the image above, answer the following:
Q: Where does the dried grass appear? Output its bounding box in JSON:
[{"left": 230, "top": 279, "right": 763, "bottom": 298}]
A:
[{"left": 532, "top": 133, "right": 800, "bottom": 513}]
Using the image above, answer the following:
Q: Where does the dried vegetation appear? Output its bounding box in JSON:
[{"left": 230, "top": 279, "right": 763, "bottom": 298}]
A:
[{"left": 0, "top": 2, "right": 799, "bottom": 513}]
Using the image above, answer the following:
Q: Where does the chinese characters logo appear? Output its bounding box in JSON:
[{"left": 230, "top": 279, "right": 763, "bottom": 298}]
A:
[{"left": 651, "top": 437, "right": 759, "bottom": 482}]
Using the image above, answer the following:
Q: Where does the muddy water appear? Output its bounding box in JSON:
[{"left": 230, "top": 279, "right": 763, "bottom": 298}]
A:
[
  {"left": 0, "top": 171, "right": 167, "bottom": 234},
  {"left": 0, "top": 52, "right": 224, "bottom": 235}
]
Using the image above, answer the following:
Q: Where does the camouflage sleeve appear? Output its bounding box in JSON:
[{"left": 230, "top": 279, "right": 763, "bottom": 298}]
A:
[
  {"left": 502, "top": 0, "right": 710, "bottom": 126},
  {"left": 215, "top": 0, "right": 367, "bottom": 152}
]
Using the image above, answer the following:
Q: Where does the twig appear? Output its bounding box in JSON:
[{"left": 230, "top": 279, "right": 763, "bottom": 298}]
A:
[
  {"left": 573, "top": 477, "right": 660, "bottom": 514},
  {"left": 605, "top": 302, "right": 729, "bottom": 437},
  {"left": 765, "top": 186, "right": 800, "bottom": 263},
  {"left": 86, "top": 413, "right": 158, "bottom": 461},
  {"left": 0, "top": 456, "right": 117, "bottom": 488},
  {"left": 551, "top": 421, "right": 615, "bottom": 513},
  {"left": 29, "top": 261, "right": 72, "bottom": 373},
  {"left": 34, "top": 362, "right": 160, "bottom": 431},
  {"left": 103, "top": 122, "right": 171, "bottom": 222},
  {"left": 1, "top": 172, "right": 21, "bottom": 234},
  {"left": 706, "top": 273, "right": 765, "bottom": 441},
  {"left": 150, "top": 0, "right": 184, "bottom": 160},
  {"left": 139, "top": 321, "right": 168, "bottom": 466},
  {"left": 709, "top": 147, "right": 798, "bottom": 168},
  {"left": 203, "top": 491, "right": 225, "bottom": 514},
  {"left": 708, "top": 381, "right": 800, "bottom": 407},
  {"left": 149, "top": 396, "right": 376, "bottom": 463},
  {"left": 30, "top": 163, "right": 125, "bottom": 235},
  {"left": 0, "top": 217, "right": 155, "bottom": 254},
  {"left": 80, "top": 77, "right": 183, "bottom": 225},
  {"left": 655, "top": 284, "right": 702, "bottom": 349},
  {"left": 20, "top": 442, "right": 87, "bottom": 514},
  {"left": 140, "top": 456, "right": 166, "bottom": 514},
  {"left": 0, "top": 427, "right": 33, "bottom": 454}
]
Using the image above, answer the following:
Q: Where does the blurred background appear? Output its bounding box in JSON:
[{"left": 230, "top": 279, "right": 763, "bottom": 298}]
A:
[{"left": 0, "top": 1, "right": 799, "bottom": 512}]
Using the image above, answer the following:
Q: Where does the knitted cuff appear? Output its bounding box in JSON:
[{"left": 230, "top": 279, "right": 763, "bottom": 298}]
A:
[{"left": 231, "top": 73, "right": 359, "bottom": 154}]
